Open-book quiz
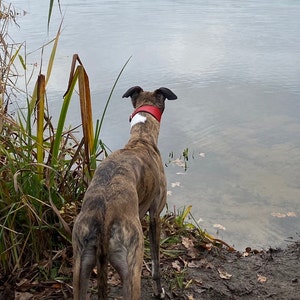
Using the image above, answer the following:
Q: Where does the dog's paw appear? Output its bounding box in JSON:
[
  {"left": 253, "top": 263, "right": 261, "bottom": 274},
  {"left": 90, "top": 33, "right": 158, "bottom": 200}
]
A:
[{"left": 154, "top": 288, "right": 165, "bottom": 299}]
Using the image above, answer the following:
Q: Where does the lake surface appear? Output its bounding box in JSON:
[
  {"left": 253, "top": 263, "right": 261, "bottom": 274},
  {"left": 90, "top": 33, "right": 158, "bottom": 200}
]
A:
[{"left": 10, "top": 0, "right": 300, "bottom": 250}]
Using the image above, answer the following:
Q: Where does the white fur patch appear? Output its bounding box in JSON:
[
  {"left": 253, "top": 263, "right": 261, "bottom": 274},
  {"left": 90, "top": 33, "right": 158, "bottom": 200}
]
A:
[{"left": 130, "top": 113, "right": 147, "bottom": 128}]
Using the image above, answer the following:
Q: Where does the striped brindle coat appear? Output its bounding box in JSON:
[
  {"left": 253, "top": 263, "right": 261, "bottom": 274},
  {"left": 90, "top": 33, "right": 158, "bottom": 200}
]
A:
[{"left": 72, "top": 86, "right": 177, "bottom": 300}]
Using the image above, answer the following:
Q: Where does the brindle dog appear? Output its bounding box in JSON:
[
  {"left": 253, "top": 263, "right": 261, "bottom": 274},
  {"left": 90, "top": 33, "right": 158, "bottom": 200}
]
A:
[{"left": 72, "top": 86, "right": 177, "bottom": 300}]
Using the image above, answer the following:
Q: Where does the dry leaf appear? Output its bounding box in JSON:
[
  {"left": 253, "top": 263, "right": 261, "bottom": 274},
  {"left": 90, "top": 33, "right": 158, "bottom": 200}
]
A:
[
  {"left": 108, "top": 273, "right": 121, "bottom": 286},
  {"left": 171, "top": 181, "right": 181, "bottom": 188},
  {"left": 188, "top": 261, "right": 201, "bottom": 268},
  {"left": 182, "top": 237, "right": 194, "bottom": 249},
  {"left": 271, "top": 212, "right": 297, "bottom": 218},
  {"left": 286, "top": 212, "right": 297, "bottom": 217},
  {"left": 181, "top": 237, "right": 198, "bottom": 258},
  {"left": 172, "top": 158, "right": 185, "bottom": 167},
  {"left": 15, "top": 292, "right": 33, "bottom": 300},
  {"left": 199, "top": 152, "right": 206, "bottom": 158},
  {"left": 242, "top": 252, "right": 249, "bottom": 257},
  {"left": 257, "top": 274, "right": 267, "bottom": 283},
  {"left": 271, "top": 212, "right": 286, "bottom": 218},
  {"left": 172, "top": 260, "right": 181, "bottom": 272},
  {"left": 193, "top": 278, "right": 203, "bottom": 285},
  {"left": 167, "top": 190, "right": 172, "bottom": 196},
  {"left": 187, "top": 247, "right": 198, "bottom": 259},
  {"left": 51, "top": 282, "right": 63, "bottom": 289},
  {"left": 213, "top": 223, "right": 226, "bottom": 230},
  {"left": 217, "top": 268, "right": 232, "bottom": 280},
  {"left": 188, "top": 258, "right": 212, "bottom": 269},
  {"left": 187, "top": 295, "right": 195, "bottom": 300},
  {"left": 204, "top": 243, "right": 213, "bottom": 251}
]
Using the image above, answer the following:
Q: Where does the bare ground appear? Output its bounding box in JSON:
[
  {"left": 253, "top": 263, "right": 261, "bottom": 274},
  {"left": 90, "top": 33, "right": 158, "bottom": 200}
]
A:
[
  {"left": 157, "top": 241, "right": 300, "bottom": 300},
  {"left": 1, "top": 240, "right": 299, "bottom": 300}
]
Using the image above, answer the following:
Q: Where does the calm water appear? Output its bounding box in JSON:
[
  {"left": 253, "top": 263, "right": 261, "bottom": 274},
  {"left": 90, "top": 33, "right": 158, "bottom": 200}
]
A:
[{"left": 10, "top": 0, "right": 300, "bottom": 250}]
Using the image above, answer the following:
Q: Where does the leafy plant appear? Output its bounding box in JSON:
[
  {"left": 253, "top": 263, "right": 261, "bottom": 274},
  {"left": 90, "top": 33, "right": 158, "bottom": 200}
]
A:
[{"left": 0, "top": 4, "right": 130, "bottom": 275}]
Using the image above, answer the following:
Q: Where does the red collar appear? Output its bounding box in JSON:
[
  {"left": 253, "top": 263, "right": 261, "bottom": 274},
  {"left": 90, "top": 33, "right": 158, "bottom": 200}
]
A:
[{"left": 129, "top": 105, "right": 162, "bottom": 122}]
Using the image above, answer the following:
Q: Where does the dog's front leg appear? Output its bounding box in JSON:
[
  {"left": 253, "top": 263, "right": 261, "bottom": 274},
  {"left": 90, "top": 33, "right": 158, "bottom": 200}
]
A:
[{"left": 149, "top": 208, "right": 165, "bottom": 299}]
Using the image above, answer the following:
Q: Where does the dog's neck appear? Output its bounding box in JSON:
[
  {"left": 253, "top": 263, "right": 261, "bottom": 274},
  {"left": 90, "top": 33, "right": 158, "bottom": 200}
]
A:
[
  {"left": 127, "top": 106, "right": 162, "bottom": 147},
  {"left": 129, "top": 105, "right": 162, "bottom": 123}
]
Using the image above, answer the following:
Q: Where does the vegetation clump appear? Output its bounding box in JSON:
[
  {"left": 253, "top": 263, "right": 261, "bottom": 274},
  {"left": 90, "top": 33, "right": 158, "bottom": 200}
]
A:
[{"left": 0, "top": 2, "right": 114, "bottom": 275}]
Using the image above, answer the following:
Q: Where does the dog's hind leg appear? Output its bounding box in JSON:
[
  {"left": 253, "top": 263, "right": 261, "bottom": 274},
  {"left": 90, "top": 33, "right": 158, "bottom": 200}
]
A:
[
  {"left": 73, "top": 243, "right": 96, "bottom": 300},
  {"left": 149, "top": 209, "right": 165, "bottom": 299},
  {"left": 109, "top": 219, "right": 144, "bottom": 300}
]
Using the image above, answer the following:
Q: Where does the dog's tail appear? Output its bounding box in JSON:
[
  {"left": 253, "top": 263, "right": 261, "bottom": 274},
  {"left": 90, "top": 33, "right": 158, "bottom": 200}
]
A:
[{"left": 96, "top": 225, "right": 109, "bottom": 299}]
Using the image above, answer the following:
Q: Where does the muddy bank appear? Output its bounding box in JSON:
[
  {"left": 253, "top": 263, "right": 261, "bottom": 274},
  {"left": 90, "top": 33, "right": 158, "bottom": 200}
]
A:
[
  {"left": 121, "top": 241, "right": 300, "bottom": 300},
  {"left": 1, "top": 240, "right": 298, "bottom": 300},
  {"left": 159, "top": 241, "right": 300, "bottom": 299}
]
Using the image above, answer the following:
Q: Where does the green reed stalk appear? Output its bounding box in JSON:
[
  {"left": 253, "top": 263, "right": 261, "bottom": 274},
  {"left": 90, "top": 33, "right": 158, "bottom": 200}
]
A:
[{"left": 36, "top": 74, "right": 45, "bottom": 179}]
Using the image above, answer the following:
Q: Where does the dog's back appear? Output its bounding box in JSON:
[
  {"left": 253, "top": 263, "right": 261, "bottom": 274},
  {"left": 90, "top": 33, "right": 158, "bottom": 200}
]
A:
[{"left": 73, "top": 146, "right": 165, "bottom": 299}]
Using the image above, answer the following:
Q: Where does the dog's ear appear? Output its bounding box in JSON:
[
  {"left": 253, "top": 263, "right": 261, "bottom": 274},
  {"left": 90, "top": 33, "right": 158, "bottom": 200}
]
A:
[
  {"left": 122, "top": 86, "right": 143, "bottom": 98},
  {"left": 155, "top": 87, "right": 177, "bottom": 100}
]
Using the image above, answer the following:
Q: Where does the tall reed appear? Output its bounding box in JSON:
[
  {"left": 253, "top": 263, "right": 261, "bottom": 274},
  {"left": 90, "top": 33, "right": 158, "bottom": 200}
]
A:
[{"left": 0, "top": 3, "right": 129, "bottom": 275}]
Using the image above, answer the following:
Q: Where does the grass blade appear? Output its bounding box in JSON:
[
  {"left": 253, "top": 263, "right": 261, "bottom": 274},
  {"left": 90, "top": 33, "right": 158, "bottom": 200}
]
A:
[
  {"left": 98, "top": 56, "right": 132, "bottom": 134},
  {"left": 47, "top": 0, "right": 55, "bottom": 31},
  {"left": 36, "top": 74, "right": 45, "bottom": 179},
  {"left": 46, "top": 22, "right": 61, "bottom": 86},
  {"left": 51, "top": 67, "right": 79, "bottom": 167}
]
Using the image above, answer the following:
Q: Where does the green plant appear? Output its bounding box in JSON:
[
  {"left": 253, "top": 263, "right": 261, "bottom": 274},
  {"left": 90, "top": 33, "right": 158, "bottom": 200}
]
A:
[{"left": 0, "top": 5, "right": 130, "bottom": 274}]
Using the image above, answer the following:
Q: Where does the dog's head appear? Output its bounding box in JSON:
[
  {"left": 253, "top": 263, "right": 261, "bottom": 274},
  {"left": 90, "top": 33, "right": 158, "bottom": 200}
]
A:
[{"left": 122, "top": 86, "right": 177, "bottom": 112}]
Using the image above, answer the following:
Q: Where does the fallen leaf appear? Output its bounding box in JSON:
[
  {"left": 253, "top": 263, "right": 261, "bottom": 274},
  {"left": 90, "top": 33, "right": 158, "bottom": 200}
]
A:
[
  {"left": 181, "top": 237, "right": 199, "bottom": 259},
  {"left": 172, "top": 158, "right": 185, "bottom": 168},
  {"left": 171, "top": 181, "right": 181, "bottom": 188},
  {"left": 257, "top": 274, "right": 267, "bottom": 283},
  {"left": 193, "top": 278, "right": 203, "bottom": 285},
  {"left": 195, "top": 258, "right": 215, "bottom": 269},
  {"left": 182, "top": 237, "right": 194, "bottom": 249},
  {"left": 204, "top": 243, "right": 213, "bottom": 251},
  {"left": 108, "top": 273, "right": 121, "bottom": 286},
  {"left": 187, "top": 247, "right": 198, "bottom": 259},
  {"left": 188, "top": 258, "right": 212, "bottom": 269},
  {"left": 217, "top": 268, "right": 232, "bottom": 280},
  {"left": 286, "top": 212, "right": 297, "bottom": 217},
  {"left": 51, "top": 282, "right": 62, "bottom": 289},
  {"left": 187, "top": 295, "right": 195, "bottom": 300},
  {"left": 199, "top": 152, "right": 206, "bottom": 158},
  {"left": 167, "top": 190, "right": 172, "bottom": 196},
  {"left": 188, "top": 261, "right": 201, "bottom": 268},
  {"left": 213, "top": 223, "right": 226, "bottom": 230},
  {"left": 271, "top": 212, "right": 286, "bottom": 218},
  {"left": 172, "top": 260, "right": 181, "bottom": 272},
  {"left": 15, "top": 292, "right": 34, "bottom": 300}
]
